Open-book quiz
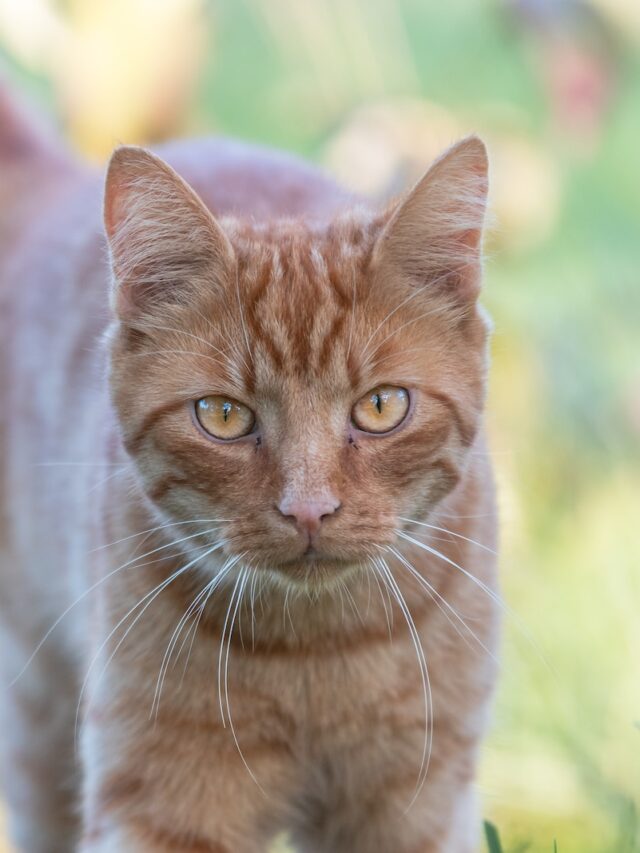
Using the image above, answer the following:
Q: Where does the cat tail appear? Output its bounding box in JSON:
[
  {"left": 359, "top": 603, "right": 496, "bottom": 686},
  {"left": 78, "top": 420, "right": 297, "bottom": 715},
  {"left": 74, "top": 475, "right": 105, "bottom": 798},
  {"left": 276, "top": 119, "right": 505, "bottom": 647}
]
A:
[{"left": 0, "top": 76, "right": 71, "bottom": 170}]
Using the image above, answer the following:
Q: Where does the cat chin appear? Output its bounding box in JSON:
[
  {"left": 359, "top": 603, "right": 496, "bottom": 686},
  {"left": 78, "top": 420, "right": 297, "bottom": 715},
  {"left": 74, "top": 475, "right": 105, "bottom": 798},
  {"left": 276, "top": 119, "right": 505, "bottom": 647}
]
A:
[{"left": 258, "top": 556, "right": 365, "bottom": 591}]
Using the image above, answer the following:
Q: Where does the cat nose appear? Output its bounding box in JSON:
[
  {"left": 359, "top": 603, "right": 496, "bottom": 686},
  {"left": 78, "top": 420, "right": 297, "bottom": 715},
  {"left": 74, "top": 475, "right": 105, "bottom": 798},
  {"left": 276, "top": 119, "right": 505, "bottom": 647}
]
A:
[{"left": 277, "top": 495, "right": 341, "bottom": 539}]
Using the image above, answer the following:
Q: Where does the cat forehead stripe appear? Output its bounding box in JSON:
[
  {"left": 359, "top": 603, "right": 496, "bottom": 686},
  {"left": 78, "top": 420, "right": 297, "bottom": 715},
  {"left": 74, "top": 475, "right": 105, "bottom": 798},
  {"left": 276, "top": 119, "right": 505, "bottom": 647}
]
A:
[{"left": 236, "top": 229, "right": 371, "bottom": 382}]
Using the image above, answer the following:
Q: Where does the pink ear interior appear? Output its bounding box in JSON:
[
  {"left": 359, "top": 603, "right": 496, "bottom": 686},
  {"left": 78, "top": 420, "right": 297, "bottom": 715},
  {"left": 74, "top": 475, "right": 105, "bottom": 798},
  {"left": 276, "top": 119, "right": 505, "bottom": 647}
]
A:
[{"left": 103, "top": 159, "right": 127, "bottom": 242}]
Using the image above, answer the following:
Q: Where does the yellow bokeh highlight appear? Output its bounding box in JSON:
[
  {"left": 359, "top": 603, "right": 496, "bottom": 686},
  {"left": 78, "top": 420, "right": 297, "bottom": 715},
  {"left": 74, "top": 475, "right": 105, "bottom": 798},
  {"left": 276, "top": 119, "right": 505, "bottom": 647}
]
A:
[{"left": 0, "top": 0, "right": 205, "bottom": 158}]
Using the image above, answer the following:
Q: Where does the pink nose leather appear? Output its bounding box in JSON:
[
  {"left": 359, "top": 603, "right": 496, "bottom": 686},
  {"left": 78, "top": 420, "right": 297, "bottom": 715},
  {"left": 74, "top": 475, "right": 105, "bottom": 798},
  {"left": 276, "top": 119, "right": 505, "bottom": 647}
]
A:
[{"left": 278, "top": 496, "right": 340, "bottom": 539}]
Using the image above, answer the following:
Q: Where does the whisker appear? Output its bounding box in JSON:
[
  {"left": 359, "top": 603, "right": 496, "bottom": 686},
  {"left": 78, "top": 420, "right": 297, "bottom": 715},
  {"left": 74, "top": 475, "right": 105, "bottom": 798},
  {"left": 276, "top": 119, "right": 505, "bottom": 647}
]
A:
[
  {"left": 11, "top": 534, "right": 225, "bottom": 685},
  {"left": 283, "top": 586, "right": 297, "bottom": 640},
  {"left": 398, "top": 517, "right": 497, "bottom": 556},
  {"left": 341, "top": 579, "right": 365, "bottom": 628},
  {"left": 85, "top": 466, "right": 131, "bottom": 496},
  {"left": 360, "top": 267, "right": 455, "bottom": 365},
  {"left": 221, "top": 567, "right": 267, "bottom": 796},
  {"left": 387, "top": 545, "right": 498, "bottom": 666},
  {"left": 90, "top": 517, "right": 243, "bottom": 554},
  {"left": 346, "top": 276, "right": 356, "bottom": 361},
  {"left": 89, "top": 519, "right": 239, "bottom": 554},
  {"left": 363, "top": 304, "right": 446, "bottom": 368},
  {"left": 217, "top": 571, "right": 243, "bottom": 727},
  {"left": 32, "top": 461, "right": 129, "bottom": 468},
  {"left": 127, "top": 349, "right": 236, "bottom": 369},
  {"left": 249, "top": 566, "right": 259, "bottom": 652},
  {"left": 375, "top": 556, "right": 433, "bottom": 810},
  {"left": 93, "top": 525, "right": 228, "bottom": 570},
  {"left": 173, "top": 580, "right": 218, "bottom": 679},
  {"left": 179, "top": 552, "right": 248, "bottom": 687},
  {"left": 152, "top": 555, "right": 239, "bottom": 718},
  {"left": 336, "top": 580, "right": 347, "bottom": 625},
  {"left": 233, "top": 264, "right": 253, "bottom": 371},
  {"left": 76, "top": 541, "right": 225, "bottom": 740},
  {"left": 360, "top": 285, "right": 425, "bottom": 360},
  {"left": 367, "top": 346, "right": 428, "bottom": 370},
  {"left": 177, "top": 575, "right": 223, "bottom": 686},
  {"left": 438, "top": 510, "right": 497, "bottom": 520},
  {"left": 364, "top": 562, "right": 373, "bottom": 619},
  {"left": 153, "top": 578, "right": 218, "bottom": 717},
  {"left": 139, "top": 322, "right": 240, "bottom": 371},
  {"left": 396, "top": 531, "right": 553, "bottom": 674},
  {"left": 190, "top": 304, "right": 251, "bottom": 376},
  {"left": 224, "top": 568, "right": 247, "bottom": 728},
  {"left": 369, "top": 559, "right": 394, "bottom": 638}
]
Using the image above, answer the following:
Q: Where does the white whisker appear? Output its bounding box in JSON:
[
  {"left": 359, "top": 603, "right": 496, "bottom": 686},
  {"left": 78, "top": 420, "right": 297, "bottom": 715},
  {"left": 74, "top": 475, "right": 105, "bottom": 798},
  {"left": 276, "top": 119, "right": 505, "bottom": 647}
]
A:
[
  {"left": 249, "top": 567, "right": 259, "bottom": 652},
  {"left": 221, "top": 568, "right": 267, "bottom": 796},
  {"left": 233, "top": 264, "right": 253, "bottom": 371},
  {"left": 89, "top": 517, "right": 241, "bottom": 554},
  {"left": 12, "top": 535, "right": 223, "bottom": 685},
  {"left": 399, "top": 517, "right": 497, "bottom": 555},
  {"left": 139, "top": 322, "right": 240, "bottom": 372},
  {"left": 369, "top": 559, "right": 394, "bottom": 638},
  {"left": 76, "top": 541, "right": 225, "bottom": 740},
  {"left": 341, "top": 579, "right": 365, "bottom": 627},
  {"left": 360, "top": 285, "right": 425, "bottom": 361},
  {"left": 387, "top": 545, "right": 498, "bottom": 666},
  {"left": 32, "top": 461, "right": 129, "bottom": 468},
  {"left": 152, "top": 555, "right": 238, "bottom": 718},
  {"left": 127, "top": 349, "right": 235, "bottom": 369},
  {"left": 397, "top": 530, "right": 553, "bottom": 674},
  {"left": 375, "top": 556, "right": 433, "bottom": 810},
  {"left": 283, "top": 586, "right": 297, "bottom": 640},
  {"left": 360, "top": 267, "right": 455, "bottom": 366},
  {"left": 364, "top": 304, "right": 445, "bottom": 368},
  {"left": 217, "top": 571, "right": 243, "bottom": 727},
  {"left": 85, "top": 466, "right": 131, "bottom": 496}
]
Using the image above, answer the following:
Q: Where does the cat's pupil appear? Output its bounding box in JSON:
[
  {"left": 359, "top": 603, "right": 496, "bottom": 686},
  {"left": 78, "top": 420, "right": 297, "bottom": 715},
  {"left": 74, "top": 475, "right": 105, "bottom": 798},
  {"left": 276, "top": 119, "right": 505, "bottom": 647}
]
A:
[
  {"left": 374, "top": 393, "right": 382, "bottom": 414},
  {"left": 222, "top": 401, "right": 232, "bottom": 422}
]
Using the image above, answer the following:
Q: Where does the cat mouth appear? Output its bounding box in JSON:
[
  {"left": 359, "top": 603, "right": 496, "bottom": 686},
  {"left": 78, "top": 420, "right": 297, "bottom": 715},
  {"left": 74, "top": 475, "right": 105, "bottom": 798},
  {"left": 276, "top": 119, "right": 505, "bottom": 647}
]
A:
[
  {"left": 277, "top": 553, "right": 350, "bottom": 570},
  {"left": 267, "top": 550, "right": 360, "bottom": 580},
  {"left": 222, "top": 538, "right": 374, "bottom": 581},
  {"left": 302, "top": 544, "right": 322, "bottom": 559}
]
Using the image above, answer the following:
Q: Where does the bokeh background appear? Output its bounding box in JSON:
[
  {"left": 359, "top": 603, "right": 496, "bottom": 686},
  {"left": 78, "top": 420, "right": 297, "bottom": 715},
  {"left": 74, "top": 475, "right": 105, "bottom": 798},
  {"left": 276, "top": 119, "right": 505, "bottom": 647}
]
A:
[{"left": 1, "top": 0, "right": 638, "bottom": 850}]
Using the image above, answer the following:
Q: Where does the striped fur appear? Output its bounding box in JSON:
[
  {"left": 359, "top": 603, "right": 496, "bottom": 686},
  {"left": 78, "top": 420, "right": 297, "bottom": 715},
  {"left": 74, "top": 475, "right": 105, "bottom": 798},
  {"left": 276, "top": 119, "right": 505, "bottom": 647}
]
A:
[{"left": 0, "top": 83, "right": 498, "bottom": 852}]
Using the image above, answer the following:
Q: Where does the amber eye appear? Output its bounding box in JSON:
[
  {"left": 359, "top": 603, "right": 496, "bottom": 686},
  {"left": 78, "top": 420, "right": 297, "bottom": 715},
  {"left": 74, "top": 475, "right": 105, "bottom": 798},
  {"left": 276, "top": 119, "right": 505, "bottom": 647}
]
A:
[
  {"left": 352, "top": 385, "right": 410, "bottom": 434},
  {"left": 195, "top": 395, "right": 255, "bottom": 440}
]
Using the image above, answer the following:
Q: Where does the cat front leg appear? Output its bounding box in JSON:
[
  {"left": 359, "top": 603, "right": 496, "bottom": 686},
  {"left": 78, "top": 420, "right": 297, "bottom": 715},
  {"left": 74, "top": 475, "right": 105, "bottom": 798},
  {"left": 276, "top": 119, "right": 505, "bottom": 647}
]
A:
[
  {"left": 79, "top": 749, "right": 278, "bottom": 853},
  {"left": 78, "top": 693, "right": 297, "bottom": 853},
  {"left": 293, "top": 720, "right": 484, "bottom": 853},
  {"left": 79, "top": 820, "right": 236, "bottom": 852}
]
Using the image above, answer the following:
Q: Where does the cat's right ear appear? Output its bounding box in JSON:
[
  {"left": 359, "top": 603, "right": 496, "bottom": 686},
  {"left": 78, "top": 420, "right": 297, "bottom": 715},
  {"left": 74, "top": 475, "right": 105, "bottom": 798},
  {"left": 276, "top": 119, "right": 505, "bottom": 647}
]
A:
[
  {"left": 372, "top": 136, "right": 489, "bottom": 308},
  {"left": 104, "top": 146, "right": 234, "bottom": 324}
]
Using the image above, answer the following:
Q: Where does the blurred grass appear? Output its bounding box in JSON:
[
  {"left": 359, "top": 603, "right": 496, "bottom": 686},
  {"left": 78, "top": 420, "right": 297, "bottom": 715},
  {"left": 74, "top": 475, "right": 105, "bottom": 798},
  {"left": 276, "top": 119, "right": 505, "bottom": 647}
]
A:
[{"left": 1, "top": 0, "right": 639, "bottom": 850}]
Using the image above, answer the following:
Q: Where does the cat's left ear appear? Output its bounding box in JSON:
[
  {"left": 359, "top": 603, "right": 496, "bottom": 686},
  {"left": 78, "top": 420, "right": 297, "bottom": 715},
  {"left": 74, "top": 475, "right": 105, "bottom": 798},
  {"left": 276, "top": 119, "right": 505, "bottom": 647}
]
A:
[
  {"left": 373, "top": 136, "right": 489, "bottom": 306},
  {"left": 104, "top": 146, "right": 234, "bottom": 324}
]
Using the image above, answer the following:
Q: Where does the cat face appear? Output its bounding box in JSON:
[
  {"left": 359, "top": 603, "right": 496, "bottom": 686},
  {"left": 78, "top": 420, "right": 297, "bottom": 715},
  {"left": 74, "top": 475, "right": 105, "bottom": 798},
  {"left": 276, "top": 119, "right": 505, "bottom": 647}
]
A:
[{"left": 104, "top": 139, "right": 489, "bottom": 586}]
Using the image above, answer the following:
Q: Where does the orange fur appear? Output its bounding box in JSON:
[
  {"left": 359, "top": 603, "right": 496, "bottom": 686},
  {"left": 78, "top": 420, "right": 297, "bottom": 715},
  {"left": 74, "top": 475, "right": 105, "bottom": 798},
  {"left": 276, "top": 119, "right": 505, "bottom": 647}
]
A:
[{"left": 0, "top": 84, "right": 498, "bottom": 852}]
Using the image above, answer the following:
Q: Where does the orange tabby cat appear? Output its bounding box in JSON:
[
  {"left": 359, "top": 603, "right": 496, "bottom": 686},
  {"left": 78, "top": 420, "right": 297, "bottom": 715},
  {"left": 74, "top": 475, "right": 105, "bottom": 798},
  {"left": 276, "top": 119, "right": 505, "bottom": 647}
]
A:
[{"left": 0, "top": 84, "right": 498, "bottom": 853}]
